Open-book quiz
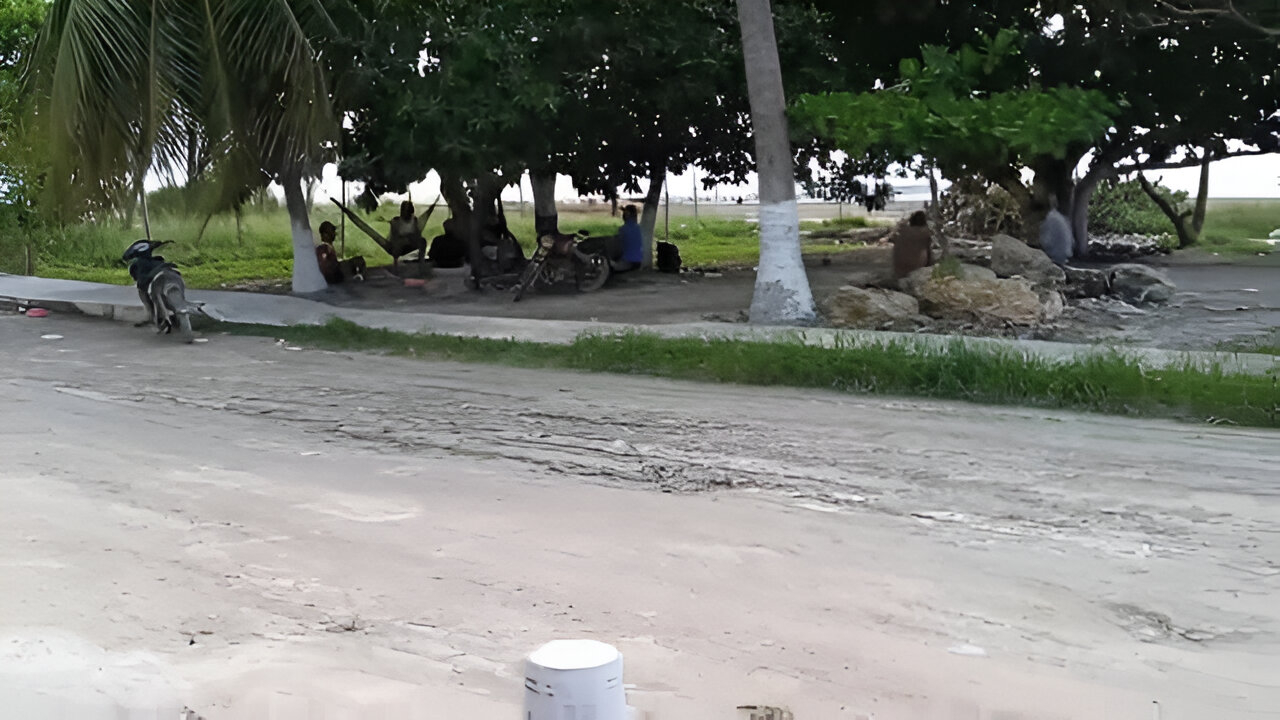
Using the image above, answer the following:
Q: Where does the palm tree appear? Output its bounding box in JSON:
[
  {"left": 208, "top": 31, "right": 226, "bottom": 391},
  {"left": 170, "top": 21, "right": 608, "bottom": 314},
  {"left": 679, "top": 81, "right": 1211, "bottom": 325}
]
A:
[
  {"left": 736, "top": 0, "right": 816, "bottom": 325},
  {"left": 30, "top": 0, "right": 338, "bottom": 293}
]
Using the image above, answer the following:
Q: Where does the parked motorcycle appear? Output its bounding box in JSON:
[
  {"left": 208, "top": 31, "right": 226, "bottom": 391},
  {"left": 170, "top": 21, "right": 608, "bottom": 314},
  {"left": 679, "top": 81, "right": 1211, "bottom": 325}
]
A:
[
  {"left": 512, "top": 230, "right": 610, "bottom": 302},
  {"left": 122, "top": 240, "right": 204, "bottom": 343}
]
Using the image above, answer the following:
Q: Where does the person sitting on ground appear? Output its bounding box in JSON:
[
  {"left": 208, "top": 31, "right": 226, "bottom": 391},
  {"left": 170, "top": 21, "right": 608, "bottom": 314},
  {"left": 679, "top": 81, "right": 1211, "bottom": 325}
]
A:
[
  {"left": 315, "top": 221, "right": 367, "bottom": 284},
  {"left": 612, "top": 204, "right": 645, "bottom": 273},
  {"left": 428, "top": 217, "right": 469, "bottom": 268},
  {"left": 315, "top": 221, "right": 343, "bottom": 284},
  {"left": 388, "top": 200, "right": 428, "bottom": 266},
  {"left": 891, "top": 210, "right": 933, "bottom": 279}
]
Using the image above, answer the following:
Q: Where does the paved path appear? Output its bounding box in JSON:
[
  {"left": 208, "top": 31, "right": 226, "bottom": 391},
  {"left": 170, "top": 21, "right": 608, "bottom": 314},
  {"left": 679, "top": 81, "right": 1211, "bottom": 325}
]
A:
[{"left": 1, "top": 272, "right": 1275, "bottom": 374}]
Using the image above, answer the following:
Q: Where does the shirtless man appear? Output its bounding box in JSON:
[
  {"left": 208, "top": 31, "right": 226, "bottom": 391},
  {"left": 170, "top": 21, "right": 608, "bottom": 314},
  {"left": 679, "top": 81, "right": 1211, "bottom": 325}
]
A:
[
  {"left": 891, "top": 210, "right": 933, "bottom": 279},
  {"left": 388, "top": 200, "right": 428, "bottom": 266}
]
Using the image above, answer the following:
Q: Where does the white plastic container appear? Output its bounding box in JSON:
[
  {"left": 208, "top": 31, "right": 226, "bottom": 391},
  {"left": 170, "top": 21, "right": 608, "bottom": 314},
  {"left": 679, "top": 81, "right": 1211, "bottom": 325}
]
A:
[{"left": 524, "top": 639, "right": 627, "bottom": 720}]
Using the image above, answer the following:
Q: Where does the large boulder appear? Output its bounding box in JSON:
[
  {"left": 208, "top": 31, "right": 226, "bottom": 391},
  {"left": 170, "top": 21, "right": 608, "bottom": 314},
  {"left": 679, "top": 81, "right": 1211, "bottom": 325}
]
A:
[
  {"left": 824, "top": 286, "right": 921, "bottom": 329},
  {"left": 916, "top": 276, "right": 1043, "bottom": 326},
  {"left": 990, "top": 234, "right": 1066, "bottom": 288},
  {"left": 898, "top": 263, "right": 996, "bottom": 297},
  {"left": 1063, "top": 266, "right": 1111, "bottom": 299},
  {"left": 1109, "top": 264, "right": 1176, "bottom": 304}
]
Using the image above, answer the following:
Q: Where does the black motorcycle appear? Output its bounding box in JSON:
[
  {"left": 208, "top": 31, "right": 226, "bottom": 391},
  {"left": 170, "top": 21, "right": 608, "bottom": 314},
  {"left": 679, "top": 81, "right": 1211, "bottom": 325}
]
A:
[{"left": 122, "top": 240, "right": 204, "bottom": 343}]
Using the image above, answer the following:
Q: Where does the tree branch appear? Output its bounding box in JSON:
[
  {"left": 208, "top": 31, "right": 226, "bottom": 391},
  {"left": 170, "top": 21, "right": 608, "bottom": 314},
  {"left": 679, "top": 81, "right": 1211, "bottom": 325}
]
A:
[
  {"left": 1117, "top": 147, "right": 1273, "bottom": 173},
  {"left": 1154, "top": 0, "right": 1280, "bottom": 37}
]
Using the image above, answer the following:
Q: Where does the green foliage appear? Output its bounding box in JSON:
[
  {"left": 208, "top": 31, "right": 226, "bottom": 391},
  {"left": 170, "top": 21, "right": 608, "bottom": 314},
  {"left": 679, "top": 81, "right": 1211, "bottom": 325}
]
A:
[
  {"left": 331, "top": 0, "right": 835, "bottom": 204},
  {"left": 28, "top": 0, "right": 338, "bottom": 219},
  {"left": 931, "top": 256, "right": 964, "bottom": 279},
  {"left": 790, "top": 31, "right": 1117, "bottom": 184},
  {"left": 0, "top": 0, "right": 47, "bottom": 212},
  {"left": 1089, "top": 179, "right": 1188, "bottom": 236},
  {"left": 227, "top": 318, "right": 1280, "bottom": 429}
]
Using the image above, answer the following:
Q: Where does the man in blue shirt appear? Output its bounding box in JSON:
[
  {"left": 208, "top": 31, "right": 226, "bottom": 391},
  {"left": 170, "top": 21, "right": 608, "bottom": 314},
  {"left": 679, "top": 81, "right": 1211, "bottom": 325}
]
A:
[{"left": 614, "top": 204, "right": 644, "bottom": 272}]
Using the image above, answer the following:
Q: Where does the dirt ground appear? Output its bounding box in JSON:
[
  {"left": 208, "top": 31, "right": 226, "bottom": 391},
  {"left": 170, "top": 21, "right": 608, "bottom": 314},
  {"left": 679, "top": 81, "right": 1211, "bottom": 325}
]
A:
[
  {"left": 2, "top": 313, "right": 1278, "bottom": 719},
  {"left": 309, "top": 247, "right": 1279, "bottom": 352}
]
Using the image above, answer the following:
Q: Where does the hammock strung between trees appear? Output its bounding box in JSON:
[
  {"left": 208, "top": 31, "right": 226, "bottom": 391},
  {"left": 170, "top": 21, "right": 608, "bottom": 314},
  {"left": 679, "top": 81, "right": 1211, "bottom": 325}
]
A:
[{"left": 330, "top": 197, "right": 440, "bottom": 259}]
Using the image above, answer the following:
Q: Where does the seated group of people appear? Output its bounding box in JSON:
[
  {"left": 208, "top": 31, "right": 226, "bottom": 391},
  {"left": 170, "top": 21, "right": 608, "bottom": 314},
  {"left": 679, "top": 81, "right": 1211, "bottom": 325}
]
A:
[{"left": 314, "top": 200, "right": 648, "bottom": 286}]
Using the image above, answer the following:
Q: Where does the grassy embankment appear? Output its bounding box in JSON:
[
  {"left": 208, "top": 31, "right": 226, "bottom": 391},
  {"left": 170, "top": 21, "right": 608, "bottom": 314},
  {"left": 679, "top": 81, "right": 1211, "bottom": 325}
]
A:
[
  {"left": 1196, "top": 199, "right": 1279, "bottom": 255},
  {"left": 223, "top": 318, "right": 1280, "bottom": 429}
]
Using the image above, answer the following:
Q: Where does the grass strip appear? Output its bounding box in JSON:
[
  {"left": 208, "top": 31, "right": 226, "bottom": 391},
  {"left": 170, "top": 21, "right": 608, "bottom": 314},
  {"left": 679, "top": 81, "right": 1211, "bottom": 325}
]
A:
[{"left": 223, "top": 318, "right": 1280, "bottom": 429}]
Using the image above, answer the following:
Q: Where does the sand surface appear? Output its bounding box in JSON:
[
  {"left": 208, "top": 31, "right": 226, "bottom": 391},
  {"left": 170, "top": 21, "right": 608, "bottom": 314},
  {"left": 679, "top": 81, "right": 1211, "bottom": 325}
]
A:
[{"left": 2, "top": 313, "right": 1278, "bottom": 719}]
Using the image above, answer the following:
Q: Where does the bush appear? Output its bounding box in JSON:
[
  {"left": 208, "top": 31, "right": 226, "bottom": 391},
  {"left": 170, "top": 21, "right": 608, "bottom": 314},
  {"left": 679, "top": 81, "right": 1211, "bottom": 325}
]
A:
[
  {"left": 1089, "top": 179, "right": 1184, "bottom": 236},
  {"left": 938, "top": 176, "right": 1025, "bottom": 239}
]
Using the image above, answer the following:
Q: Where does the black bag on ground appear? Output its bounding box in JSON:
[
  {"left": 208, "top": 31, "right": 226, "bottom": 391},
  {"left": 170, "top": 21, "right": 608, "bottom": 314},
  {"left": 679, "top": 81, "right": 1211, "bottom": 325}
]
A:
[{"left": 656, "top": 241, "right": 681, "bottom": 274}]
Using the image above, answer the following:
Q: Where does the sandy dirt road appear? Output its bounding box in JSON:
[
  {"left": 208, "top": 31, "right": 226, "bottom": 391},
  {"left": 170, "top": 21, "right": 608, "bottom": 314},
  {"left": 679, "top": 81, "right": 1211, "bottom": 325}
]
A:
[{"left": 2, "top": 313, "right": 1278, "bottom": 719}]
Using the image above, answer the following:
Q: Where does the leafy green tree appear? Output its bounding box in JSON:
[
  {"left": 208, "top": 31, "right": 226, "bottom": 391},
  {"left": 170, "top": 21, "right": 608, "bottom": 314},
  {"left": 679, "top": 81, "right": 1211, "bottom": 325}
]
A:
[
  {"left": 0, "top": 0, "right": 46, "bottom": 214},
  {"left": 28, "top": 0, "right": 339, "bottom": 292},
  {"left": 791, "top": 29, "right": 1117, "bottom": 238},
  {"left": 794, "top": 3, "right": 1279, "bottom": 253}
]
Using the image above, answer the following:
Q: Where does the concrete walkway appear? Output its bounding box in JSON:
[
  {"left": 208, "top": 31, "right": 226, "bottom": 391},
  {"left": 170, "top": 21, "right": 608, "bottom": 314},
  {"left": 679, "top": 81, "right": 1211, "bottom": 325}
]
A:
[{"left": 2, "top": 273, "right": 1275, "bottom": 375}]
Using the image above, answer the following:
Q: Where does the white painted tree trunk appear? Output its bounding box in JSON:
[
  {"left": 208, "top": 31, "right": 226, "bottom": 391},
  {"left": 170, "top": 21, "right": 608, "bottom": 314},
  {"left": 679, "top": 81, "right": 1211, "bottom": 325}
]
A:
[
  {"left": 737, "top": 0, "right": 816, "bottom": 326},
  {"left": 282, "top": 172, "right": 328, "bottom": 294}
]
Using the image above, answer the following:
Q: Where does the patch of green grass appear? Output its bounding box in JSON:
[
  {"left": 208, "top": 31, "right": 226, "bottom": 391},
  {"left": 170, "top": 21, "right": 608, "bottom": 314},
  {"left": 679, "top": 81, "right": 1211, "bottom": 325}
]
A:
[
  {"left": 19, "top": 203, "right": 884, "bottom": 286},
  {"left": 813, "top": 216, "right": 873, "bottom": 230},
  {"left": 224, "top": 318, "right": 1280, "bottom": 428},
  {"left": 1200, "top": 200, "right": 1279, "bottom": 254}
]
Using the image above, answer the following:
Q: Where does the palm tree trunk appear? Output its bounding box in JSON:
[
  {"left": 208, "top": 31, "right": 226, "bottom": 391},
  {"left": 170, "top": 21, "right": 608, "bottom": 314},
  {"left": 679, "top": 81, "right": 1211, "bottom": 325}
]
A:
[
  {"left": 139, "top": 184, "right": 153, "bottom": 242},
  {"left": 737, "top": 0, "right": 815, "bottom": 325},
  {"left": 281, "top": 170, "right": 328, "bottom": 293}
]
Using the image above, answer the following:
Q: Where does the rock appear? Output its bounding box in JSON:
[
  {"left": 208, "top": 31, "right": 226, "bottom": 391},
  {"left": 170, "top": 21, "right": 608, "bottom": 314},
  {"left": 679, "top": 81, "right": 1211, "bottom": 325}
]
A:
[
  {"left": 916, "top": 276, "right": 1043, "bottom": 325},
  {"left": 1088, "top": 233, "right": 1171, "bottom": 260},
  {"left": 990, "top": 234, "right": 1066, "bottom": 288},
  {"left": 1063, "top": 266, "right": 1110, "bottom": 299},
  {"left": 843, "top": 266, "right": 898, "bottom": 289},
  {"left": 824, "top": 286, "right": 921, "bottom": 329},
  {"left": 1038, "top": 289, "right": 1065, "bottom": 322},
  {"left": 898, "top": 263, "right": 996, "bottom": 297},
  {"left": 1109, "top": 264, "right": 1176, "bottom": 304}
]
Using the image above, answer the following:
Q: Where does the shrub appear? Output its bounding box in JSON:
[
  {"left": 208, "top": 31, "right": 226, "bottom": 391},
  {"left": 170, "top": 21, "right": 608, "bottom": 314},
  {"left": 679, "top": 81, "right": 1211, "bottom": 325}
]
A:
[{"left": 1089, "top": 179, "right": 1185, "bottom": 236}]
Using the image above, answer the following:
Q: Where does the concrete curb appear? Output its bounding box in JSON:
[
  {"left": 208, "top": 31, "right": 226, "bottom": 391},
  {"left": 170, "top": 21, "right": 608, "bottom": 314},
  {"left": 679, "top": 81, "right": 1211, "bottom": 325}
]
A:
[{"left": 2, "top": 273, "right": 1276, "bottom": 376}]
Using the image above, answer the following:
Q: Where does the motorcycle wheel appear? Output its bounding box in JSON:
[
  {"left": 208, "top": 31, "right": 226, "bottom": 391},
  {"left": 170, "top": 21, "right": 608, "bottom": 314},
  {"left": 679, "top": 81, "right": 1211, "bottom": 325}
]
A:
[
  {"left": 576, "top": 254, "right": 610, "bottom": 293},
  {"left": 512, "top": 256, "right": 547, "bottom": 302},
  {"left": 177, "top": 312, "right": 194, "bottom": 344}
]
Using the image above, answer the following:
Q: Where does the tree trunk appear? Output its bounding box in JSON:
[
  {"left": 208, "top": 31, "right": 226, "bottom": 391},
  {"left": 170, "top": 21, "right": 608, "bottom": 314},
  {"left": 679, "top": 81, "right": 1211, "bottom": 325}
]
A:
[
  {"left": 1192, "top": 148, "right": 1211, "bottom": 236},
  {"left": 1137, "top": 172, "right": 1196, "bottom": 249},
  {"left": 441, "top": 173, "right": 506, "bottom": 285},
  {"left": 926, "top": 162, "right": 939, "bottom": 207},
  {"left": 281, "top": 170, "right": 328, "bottom": 293},
  {"left": 736, "top": 0, "right": 816, "bottom": 326},
  {"left": 139, "top": 184, "right": 152, "bottom": 242},
  {"left": 1070, "top": 163, "right": 1117, "bottom": 258},
  {"left": 530, "top": 171, "right": 559, "bottom": 237},
  {"left": 639, "top": 162, "right": 666, "bottom": 269}
]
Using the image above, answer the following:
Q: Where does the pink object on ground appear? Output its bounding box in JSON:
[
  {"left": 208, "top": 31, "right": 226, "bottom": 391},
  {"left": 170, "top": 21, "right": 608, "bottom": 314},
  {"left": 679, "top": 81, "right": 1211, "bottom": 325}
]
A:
[
  {"left": 403, "top": 278, "right": 427, "bottom": 288},
  {"left": 25, "top": 308, "right": 49, "bottom": 318}
]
